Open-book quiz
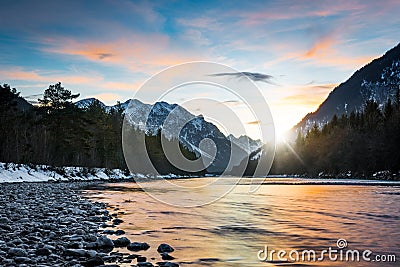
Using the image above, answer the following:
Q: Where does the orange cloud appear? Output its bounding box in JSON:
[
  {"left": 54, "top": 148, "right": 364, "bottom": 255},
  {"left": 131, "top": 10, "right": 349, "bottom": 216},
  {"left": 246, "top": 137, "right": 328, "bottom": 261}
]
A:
[
  {"left": 281, "top": 94, "right": 327, "bottom": 107},
  {"left": 265, "top": 34, "right": 377, "bottom": 70},
  {"left": 41, "top": 35, "right": 201, "bottom": 74},
  {"left": 0, "top": 69, "right": 44, "bottom": 81},
  {"left": 236, "top": 1, "right": 364, "bottom": 26},
  {"left": 0, "top": 68, "right": 101, "bottom": 85},
  {"left": 276, "top": 83, "right": 338, "bottom": 109},
  {"left": 299, "top": 36, "right": 376, "bottom": 69},
  {"left": 303, "top": 37, "right": 334, "bottom": 59}
]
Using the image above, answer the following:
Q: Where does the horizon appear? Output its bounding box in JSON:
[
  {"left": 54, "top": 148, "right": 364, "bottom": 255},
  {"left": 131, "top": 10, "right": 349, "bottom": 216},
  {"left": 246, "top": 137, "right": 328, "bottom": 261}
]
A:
[{"left": 1, "top": 0, "right": 399, "bottom": 139}]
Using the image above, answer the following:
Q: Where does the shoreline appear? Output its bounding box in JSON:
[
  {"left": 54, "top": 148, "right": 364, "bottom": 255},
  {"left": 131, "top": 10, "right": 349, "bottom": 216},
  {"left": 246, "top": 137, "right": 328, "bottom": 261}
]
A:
[
  {"left": 0, "top": 181, "right": 178, "bottom": 267},
  {"left": 1, "top": 162, "right": 399, "bottom": 184}
]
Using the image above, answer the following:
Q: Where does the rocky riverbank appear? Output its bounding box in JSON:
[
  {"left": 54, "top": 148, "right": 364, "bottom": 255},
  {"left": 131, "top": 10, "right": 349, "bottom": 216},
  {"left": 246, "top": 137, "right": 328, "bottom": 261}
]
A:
[{"left": 0, "top": 182, "right": 179, "bottom": 267}]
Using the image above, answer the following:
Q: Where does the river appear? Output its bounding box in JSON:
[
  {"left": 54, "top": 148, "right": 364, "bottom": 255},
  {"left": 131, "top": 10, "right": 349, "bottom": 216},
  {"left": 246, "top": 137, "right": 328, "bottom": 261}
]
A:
[{"left": 86, "top": 178, "right": 400, "bottom": 266}]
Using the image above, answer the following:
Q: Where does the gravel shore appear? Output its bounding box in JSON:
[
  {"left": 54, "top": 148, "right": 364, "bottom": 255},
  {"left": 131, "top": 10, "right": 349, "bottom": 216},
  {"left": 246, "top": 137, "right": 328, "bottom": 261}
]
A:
[{"left": 0, "top": 182, "right": 178, "bottom": 267}]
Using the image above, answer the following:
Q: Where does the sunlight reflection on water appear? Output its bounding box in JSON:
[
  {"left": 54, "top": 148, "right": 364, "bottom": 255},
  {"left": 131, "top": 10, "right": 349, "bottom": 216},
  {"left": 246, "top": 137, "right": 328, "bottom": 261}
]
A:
[{"left": 86, "top": 178, "right": 400, "bottom": 267}]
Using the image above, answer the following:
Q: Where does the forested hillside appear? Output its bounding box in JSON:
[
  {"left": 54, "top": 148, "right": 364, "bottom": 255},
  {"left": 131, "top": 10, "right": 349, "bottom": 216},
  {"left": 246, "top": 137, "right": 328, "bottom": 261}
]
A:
[
  {"left": 0, "top": 83, "right": 202, "bottom": 175},
  {"left": 272, "top": 96, "right": 400, "bottom": 179},
  {"left": 0, "top": 83, "right": 125, "bottom": 168},
  {"left": 295, "top": 43, "right": 400, "bottom": 133}
]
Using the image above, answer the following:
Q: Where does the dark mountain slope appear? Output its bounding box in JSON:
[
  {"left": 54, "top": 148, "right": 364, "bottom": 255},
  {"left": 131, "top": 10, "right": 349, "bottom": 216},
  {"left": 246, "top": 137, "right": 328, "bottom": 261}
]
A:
[{"left": 295, "top": 43, "right": 400, "bottom": 132}]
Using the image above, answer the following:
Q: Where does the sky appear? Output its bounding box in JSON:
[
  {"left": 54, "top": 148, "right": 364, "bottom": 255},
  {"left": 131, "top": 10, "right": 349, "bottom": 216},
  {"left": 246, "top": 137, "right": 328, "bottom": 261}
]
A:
[{"left": 0, "top": 0, "right": 399, "bottom": 140}]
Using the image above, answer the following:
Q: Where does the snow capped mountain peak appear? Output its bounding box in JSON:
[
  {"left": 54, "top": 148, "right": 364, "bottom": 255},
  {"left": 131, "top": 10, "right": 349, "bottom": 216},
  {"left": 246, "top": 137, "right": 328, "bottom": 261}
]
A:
[
  {"left": 76, "top": 97, "right": 262, "bottom": 173},
  {"left": 227, "top": 134, "right": 263, "bottom": 154},
  {"left": 123, "top": 100, "right": 262, "bottom": 173},
  {"left": 75, "top": 98, "right": 107, "bottom": 109}
]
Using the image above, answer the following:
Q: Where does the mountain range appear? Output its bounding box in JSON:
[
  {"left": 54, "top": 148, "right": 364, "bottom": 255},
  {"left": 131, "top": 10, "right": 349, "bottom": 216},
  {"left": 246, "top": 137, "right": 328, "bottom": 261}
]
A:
[{"left": 76, "top": 98, "right": 263, "bottom": 174}]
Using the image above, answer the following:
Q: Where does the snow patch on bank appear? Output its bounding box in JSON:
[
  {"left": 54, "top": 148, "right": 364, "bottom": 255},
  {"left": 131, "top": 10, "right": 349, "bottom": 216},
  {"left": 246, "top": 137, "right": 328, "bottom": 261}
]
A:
[
  {"left": 0, "top": 163, "right": 133, "bottom": 183},
  {"left": 0, "top": 162, "right": 195, "bottom": 183}
]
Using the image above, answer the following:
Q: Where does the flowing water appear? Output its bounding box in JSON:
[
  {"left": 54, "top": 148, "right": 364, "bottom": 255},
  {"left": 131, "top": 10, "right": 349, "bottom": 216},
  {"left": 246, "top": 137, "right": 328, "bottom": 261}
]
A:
[{"left": 86, "top": 178, "right": 400, "bottom": 266}]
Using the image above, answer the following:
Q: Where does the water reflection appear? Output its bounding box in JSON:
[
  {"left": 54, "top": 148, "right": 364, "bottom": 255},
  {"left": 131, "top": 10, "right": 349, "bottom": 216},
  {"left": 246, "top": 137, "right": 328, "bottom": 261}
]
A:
[{"left": 86, "top": 178, "right": 400, "bottom": 266}]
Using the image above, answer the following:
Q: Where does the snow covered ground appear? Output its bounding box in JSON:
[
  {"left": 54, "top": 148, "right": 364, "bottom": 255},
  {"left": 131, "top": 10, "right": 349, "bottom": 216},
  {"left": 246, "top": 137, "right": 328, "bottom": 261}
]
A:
[
  {"left": 0, "top": 162, "right": 193, "bottom": 183},
  {"left": 0, "top": 162, "right": 134, "bottom": 183}
]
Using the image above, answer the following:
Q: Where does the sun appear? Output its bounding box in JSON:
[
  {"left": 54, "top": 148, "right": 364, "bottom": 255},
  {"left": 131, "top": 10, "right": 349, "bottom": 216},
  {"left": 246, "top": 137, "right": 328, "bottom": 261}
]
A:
[{"left": 275, "top": 124, "right": 292, "bottom": 143}]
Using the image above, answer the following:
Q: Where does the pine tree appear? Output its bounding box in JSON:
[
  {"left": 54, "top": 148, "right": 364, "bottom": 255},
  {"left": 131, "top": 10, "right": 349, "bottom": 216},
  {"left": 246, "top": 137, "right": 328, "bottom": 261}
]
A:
[
  {"left": 384, "top": 99, "right": 393, "bottom": 120},
  {"left": 38, "top": 82, "right": 79, "bottom": 110}
]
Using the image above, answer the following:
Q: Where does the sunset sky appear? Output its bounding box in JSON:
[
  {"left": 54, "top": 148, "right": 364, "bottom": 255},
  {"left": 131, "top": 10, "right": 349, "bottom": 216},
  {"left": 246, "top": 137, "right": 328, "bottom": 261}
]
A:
[{"left": 1, "top": 0, "right": 399, "bottom": 139}]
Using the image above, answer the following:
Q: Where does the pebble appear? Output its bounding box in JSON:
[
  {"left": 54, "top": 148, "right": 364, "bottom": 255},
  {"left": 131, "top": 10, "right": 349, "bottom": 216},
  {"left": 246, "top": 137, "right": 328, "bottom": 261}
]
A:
[
  {"left": 112, "top": 237, "right": 131, "bottom": 247},
  {"left": 157, "top": 243, "right": 174, "bottom": 253},
  {"left": 160, "top": 252, "right": 175, "bottom": 260},
  {"left": 0, "top": 182, "right": 181, "bottom": 267},
  {"left": 137, "top": 256, "right": 147, "bottom": 262},
  {"left": 8, "top": 248, "right": 28, "bottom": 257},
  {"left": 127, "top": 242, "right": 150, "bottom": 251},
  {"left": 96, "top": 235, "right": 114, "bottom": 248},
  {"left": 163, "top": 262, "right": 179, "bottom": 267},
  {"left": 0, "top": 182, "right": 120, "bottom": 266}
]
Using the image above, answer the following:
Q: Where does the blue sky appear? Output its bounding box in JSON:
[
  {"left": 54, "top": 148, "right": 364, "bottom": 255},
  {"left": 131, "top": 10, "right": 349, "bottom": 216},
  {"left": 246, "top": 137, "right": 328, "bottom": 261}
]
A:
[{"left": 0, "top": 0, "right": 399, "bottom": 138}]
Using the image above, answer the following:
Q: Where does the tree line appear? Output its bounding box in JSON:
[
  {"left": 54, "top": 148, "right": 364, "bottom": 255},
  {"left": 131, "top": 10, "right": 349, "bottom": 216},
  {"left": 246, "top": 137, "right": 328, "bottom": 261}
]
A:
[
  {"left": 0, "top": 83, "right": 203, "bottom": 175},
  {"left": 0, "top": 83, "right": 126, "bottom": 169},
  {"left": 1, "top": 82, "right": 399, "bottom": 178},
  {"left": 271, "top": 93, "right": 400, "bottom": 178}
]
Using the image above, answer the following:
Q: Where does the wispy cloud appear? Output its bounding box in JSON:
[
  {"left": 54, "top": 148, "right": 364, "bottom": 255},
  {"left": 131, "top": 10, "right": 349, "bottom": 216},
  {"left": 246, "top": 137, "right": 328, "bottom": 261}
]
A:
[
  {"left": 40, "top": 35, "right": 202, "bottom": 74},
  {"left": 277, "top": 83, "right": 338, "bottom": 108},
  {"left": 97, "top": 53, "right": 114, "bottom": 60},
  {"left": 209, "top": 72, "right": 274, "bottom": 83},
  {"left": 234, "top": 0, "right": 364, "bottom": 26},
  {"left": 298, "top": 35, "right": 376, "bottom": 69},
  {"left": 0, "top": 67, "right": 102, "bottom": 84}
]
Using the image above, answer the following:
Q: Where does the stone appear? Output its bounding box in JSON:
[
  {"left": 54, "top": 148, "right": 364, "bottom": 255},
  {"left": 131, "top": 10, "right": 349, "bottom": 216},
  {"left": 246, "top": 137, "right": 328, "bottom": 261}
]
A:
[
  {"left": 137, "top": 256, "right": 147, "bottom": 262},
  {"left": 14, "top": 256, "right": 31, "bottom": 263},
  {"left": 0, "top": 217, "right": 10, "bottom": 224},
  {"left": 85, "top": 242, "right": 98, "bottom": 249},
  {"left": 126, "top": 254, "right": 139, "bottom": 259},
  {"left": 64, "top": 248, "right": 88, "bottom": 257},
  {"left": 164, "top": 262, "right": 179, "bottom": 267},
  {"left": 67, "top": 241, "right": 83, "bottom": 249},
  {"left": 86, "top": 250, "right": 98, "bottom": 258},
  {"left": 114, "top": 230, "right": 125, "bottom": 235},
  {"left": 8, "top": 247, "right": 28, "bottom": 257},
  {"left": 0, "top": 224, "right": 12, "bottom": 231},
  {"left": 127, "top": 242, "right": 150, "bottom": 252},
  {"left": 102, "top": 230, "right": 115, "bottom": 235},
  {"left": 35, "top": 248, "right": 51, "bottom": 256},
  {"left": 161, "top": 252, "right": 175, "bottom": 260},
  {"left": 83, "top": 255, "right": 104, "bottom": 266},
  {"left": 157, "top": 243, "right": 174, "bottom": 253},
  {"left": 112, "top": 218, "right": 123, "bottom": 225},
  {"left": 96, "top": 236, "right": 114, "bottom": 248},
  {"left": 43, "top": 244, "right": 56, "bottom": 251},
  {"left": 112, "top": 237, "right": 131, "bottom": 247}
]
